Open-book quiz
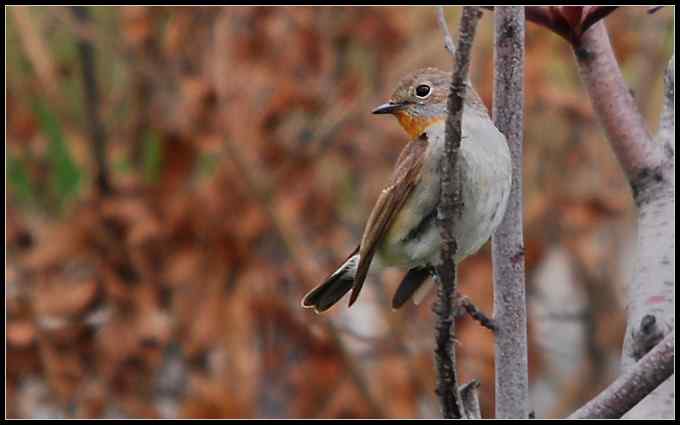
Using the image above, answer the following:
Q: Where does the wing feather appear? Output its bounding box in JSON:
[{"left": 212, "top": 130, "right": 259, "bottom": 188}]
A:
[{"left": 348, "top": 136, "right": 429, "bottom": 306}]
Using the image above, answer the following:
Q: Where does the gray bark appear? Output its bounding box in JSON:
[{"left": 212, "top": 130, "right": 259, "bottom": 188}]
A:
[
  {"left": 434, "top": 5, "right": 482, "bottom": 419},
  {"left": 572, "top": 22, "right": 675, "bottom": 419},
  {"left": 491, "top": 6, "right": 530, "bottom": 419},
  {"left": 569, "top": 332, "right": 674, "bottom": 419},
  {"left": 621, "top": 53, "right": 675, "bottom": 420}
]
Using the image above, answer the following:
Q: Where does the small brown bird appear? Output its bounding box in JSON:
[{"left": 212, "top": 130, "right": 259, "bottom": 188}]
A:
[{"left": 302, "top": 67, "right": 511, "bottom": 313}]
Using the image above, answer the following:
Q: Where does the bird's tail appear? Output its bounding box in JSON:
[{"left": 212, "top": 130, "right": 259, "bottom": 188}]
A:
[{"left": 301, "top": 254, "right": 359, "bottom": 313}]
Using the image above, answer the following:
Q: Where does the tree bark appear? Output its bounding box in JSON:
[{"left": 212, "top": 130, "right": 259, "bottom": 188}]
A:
[
  {"left": 491, "top": 6, "right": 530, "bottom": 419},
  {"left": 434, "top": 6, "right": 482, "bottom": 419},
  {"left": 569, "top": 331, "right": 674, "bottom": 419},
  {"left": 620, "top": 53, "right": 675, "bottom": 421},
  {"left": 572, "top": 22, "right": 675, "bottom": 419}
]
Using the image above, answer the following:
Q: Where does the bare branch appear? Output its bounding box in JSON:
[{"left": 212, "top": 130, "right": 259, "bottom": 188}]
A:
[
  {"left": 485, "top": 6, "right": 674, "bottom": 419},
  {"left": 618, "top": 54, "right": 675, "bottom": 419},
  {"left": 434, "top": 5, "right": 482, "bottom": 419},
  {"left": 458, "top": 296, "right": 496, "bottom": 332},
  {"left": 436, "top": 6, "right": 456, "bottom": 58},
  {"left": 573, "top": 29, "right": 674, "bottom": 418},
  {"left": 491, "top": 6, "right": 530, "bottom": 419},
  {"left": 573, "top": 22, "right": 666, "bottom": 193},
  {"left": 568, "top": 332, "right": 674, "bottom": 419},
  {"left": 459, "top": 380, "right": 482, "bottom": 419},
  {"left": 71, "top": 6, "right": 112, "bottom": 196}
]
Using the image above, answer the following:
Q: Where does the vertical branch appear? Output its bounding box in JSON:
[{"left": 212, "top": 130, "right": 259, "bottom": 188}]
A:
[
  {"left": 571, "top": 23, "right": 674, "bottom": 419},
  {"left": 435, "top": 6, "right": 482, "bottom": 419},
  {"left": 483, "top": 7, "right": 674, "bottom": 419},
  {"left": 71, "top": 6, "right": 112, "bottom": 196},
  {"left": 491, "top": 6, "right": 530, "bottom": 419}
]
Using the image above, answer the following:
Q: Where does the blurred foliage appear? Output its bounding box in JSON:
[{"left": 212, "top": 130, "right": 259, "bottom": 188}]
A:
[{"left": 5, "top": 6, "right": 674, "bottom": 419}]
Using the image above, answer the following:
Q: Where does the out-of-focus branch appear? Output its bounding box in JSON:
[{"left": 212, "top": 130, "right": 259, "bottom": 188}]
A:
[
  {"left": 9, "top": 6, "right": 60, "bottom": 104},
  {"left": 71, "top": 6, "right": 112, "bottom": 196},
  {"left": 435, "top": 6, "right": 456, "bottom": 58},
  {"left": 568, "top": 332, "right": 674, "bottom": 419},
  {"left": 491, "top": 6, "right": 530, "bottom": 419},
  {"left": 435, "top": 6, "right": 482, "bottom": 419},
  {"left": 212, "top": 11, "right": 385, "bottom": 418}
]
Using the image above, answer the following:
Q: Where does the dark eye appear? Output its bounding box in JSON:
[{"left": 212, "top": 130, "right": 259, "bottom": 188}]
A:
[{"left": 415, "top": 84, "right": 431, "bottom": 98}]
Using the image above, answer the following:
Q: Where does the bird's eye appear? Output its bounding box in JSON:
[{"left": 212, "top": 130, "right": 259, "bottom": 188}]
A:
[{"left": 415, "top": 84, "right": 432, "bottom": 99}]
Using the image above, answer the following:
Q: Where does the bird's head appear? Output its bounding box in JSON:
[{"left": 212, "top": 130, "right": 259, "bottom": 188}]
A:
[
  {"left": 372, "top": 67, "right": 451, "bottom": 139},
  {"left": 373, "top": 67, "right": 488, "bottom": 139}
]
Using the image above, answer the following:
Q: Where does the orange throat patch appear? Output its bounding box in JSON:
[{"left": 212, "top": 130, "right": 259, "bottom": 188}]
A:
[{"left": 394, "top": 112, "right": 444, "bottom": 139}]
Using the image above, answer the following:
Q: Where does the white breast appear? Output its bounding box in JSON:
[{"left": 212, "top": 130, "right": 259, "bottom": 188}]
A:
[{"left": 378, "top": 111, "right": 512, "bottom": 268}]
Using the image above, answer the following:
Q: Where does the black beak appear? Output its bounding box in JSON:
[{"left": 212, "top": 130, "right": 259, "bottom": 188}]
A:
[{"left": 372, "top": 101, "right": 405, "bottom": 114}]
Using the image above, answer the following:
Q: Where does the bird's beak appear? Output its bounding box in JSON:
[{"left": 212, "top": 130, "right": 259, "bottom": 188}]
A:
[{"left": 372, "top": 101, "right": 405, "bottom": 115}]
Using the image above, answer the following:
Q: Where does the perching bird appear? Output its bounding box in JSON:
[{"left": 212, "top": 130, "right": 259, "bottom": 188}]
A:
[{"left": 301, "top": 67, "right": 511, "bottom": 313}]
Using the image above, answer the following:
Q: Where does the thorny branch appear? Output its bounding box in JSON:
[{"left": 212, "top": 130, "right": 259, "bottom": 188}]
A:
[{"left": 434, "top": 5, "right": 482, "bottom": 419}]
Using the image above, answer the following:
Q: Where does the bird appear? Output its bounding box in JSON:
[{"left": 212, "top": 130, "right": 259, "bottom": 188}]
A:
[{"left": 301, "top": 67, "right": 512, "bottom": 313}]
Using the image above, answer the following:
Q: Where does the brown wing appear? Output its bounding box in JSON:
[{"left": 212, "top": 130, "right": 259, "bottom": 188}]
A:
[{"left": 349, "top": 136, "right": 428, "bottom": 306}]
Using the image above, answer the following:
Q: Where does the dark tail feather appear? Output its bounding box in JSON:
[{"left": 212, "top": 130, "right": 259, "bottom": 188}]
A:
[
  {"left": 392, "top": 267, "right": 432, "bottom": 309},
  {"left": 301, "top": 267, "right": 356, "bottom": 313}
]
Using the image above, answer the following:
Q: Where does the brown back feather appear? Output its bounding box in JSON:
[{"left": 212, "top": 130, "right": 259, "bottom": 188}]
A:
[{"left": 349, "top": 136, "right": 429, "bottom": 306}]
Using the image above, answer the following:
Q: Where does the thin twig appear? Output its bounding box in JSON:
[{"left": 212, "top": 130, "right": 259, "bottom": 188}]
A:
[
  {"left": 434, "top": 6, "right": 482, "bottom": 419},
  {"left": 436, "top": 6, "right": 456, "bottom": 58},
  {"left": 568, "top": 332, "right": 674, "bottom": 419},
  {"left": 458, "top": 297, "right": 496, "bottom": 332},
  {"left": 71, "top": 6, "right": 112, "bottom": 196}
]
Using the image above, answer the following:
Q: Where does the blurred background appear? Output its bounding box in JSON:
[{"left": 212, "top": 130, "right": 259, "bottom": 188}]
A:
[{"left": 5, "top": 6, "right": 674, "bottom": 419}]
